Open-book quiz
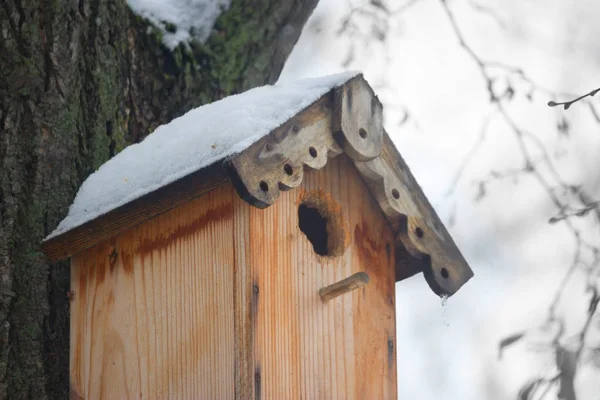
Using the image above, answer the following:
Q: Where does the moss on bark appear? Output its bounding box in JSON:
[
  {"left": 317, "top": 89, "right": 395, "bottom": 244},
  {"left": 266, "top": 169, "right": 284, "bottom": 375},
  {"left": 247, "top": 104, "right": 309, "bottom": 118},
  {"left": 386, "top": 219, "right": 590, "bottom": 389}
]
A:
[{"left": 0, "top": 0, "right": 317, "bottom": 398}]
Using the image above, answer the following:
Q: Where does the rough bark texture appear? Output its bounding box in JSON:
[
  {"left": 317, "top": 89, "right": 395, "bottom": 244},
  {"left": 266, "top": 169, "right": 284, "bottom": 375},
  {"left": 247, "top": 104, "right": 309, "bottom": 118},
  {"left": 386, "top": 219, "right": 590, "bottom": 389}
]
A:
[{"left": 0, "top": 0, "right": 317, "bottom": 398}]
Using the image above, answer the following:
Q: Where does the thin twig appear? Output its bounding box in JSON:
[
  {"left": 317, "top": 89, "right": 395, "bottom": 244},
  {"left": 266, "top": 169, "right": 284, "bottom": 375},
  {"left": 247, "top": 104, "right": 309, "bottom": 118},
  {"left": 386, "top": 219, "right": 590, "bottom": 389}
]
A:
[
  {"left": 548, "top": 87, "right": 600, "bottom": 110},
  {"left": 438, "top": 0, "right": 600, "bottom": 391},
  {"left": 467, "top": 0, "right": 507, "bottom": 31},
  {"left": 444, "top": 113, "right": 493, "bottom": 197},
  {"left": 550, "top": 200, "right": 600, "bottom": 224},
  {"left": 391, "top": 0, "right": 422, "bottom": 15}
]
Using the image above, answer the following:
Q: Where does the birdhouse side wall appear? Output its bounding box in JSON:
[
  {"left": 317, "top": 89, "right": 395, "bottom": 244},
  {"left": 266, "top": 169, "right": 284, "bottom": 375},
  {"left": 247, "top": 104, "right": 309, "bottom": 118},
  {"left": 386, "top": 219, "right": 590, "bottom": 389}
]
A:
[
  {"left": 69, "top": 186, "right": 237, "bottom": 399},
  {"left": 236, "top": 155, "right": 397, "bottom": 399}
]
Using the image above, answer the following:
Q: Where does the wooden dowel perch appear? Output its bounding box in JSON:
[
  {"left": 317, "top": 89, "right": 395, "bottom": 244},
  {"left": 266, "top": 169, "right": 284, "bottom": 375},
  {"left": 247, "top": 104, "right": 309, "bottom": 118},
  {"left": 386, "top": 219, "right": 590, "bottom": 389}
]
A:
[{"left": 319, "top": 272, "right": 370, "bottom": 302}]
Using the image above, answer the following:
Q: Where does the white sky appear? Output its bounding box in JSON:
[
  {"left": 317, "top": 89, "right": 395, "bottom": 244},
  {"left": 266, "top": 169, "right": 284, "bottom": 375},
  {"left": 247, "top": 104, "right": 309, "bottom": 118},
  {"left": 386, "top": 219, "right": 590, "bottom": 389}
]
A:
[{"left": 280, "top": 0, "right": 600, "bottom": 398}]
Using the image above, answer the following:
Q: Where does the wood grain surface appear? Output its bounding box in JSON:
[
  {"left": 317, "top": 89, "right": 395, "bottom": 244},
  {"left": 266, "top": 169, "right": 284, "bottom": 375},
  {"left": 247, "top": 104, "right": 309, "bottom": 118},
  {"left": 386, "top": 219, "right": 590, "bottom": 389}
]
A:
[
  {"left": 243, "top": 155, "right": 397, "bottom": 400},
  {"left": 70, "top": 186, "right": 235, "bottom": 399},
  {"left": 69, "top": 156, "right": 398, "bottom": 399}
]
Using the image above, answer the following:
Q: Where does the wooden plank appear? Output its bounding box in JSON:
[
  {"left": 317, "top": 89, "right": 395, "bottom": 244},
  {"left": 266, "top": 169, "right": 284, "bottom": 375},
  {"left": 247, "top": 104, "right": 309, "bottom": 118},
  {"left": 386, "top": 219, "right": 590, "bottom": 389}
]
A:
[
  {"left": 241, "top": 155, "right": 397, "bottom": 399},
  {"left": 319, "top": 272, "right": 370, "bottom": 302},
  {"left": 378, "top": 131, "right": 473, "bottom": 295},
  {"left": 43, "top": 163, "right": 229, "bottom": 262},
  {"left": 332, "top": 75, "right": 383, "bottom": 161},
  {"left": 232, "top": 193, "right": 255, "bottom": 399},
  {"left": 227, "top": 94, "right": 342, "bottom": 209},
  {"left": 69, "top": 185, "right": 235, "bottom": 399},
  {"left": 340, "top": 155, "right": 397, "bottom": 400}
]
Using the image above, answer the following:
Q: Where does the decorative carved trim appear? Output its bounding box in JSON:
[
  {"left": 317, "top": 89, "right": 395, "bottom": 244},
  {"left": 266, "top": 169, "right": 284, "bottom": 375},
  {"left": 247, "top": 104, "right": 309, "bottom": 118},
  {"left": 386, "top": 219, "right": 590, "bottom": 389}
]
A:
[
  {"left": 227, "top": 75, "right": 385, "bottom": 209},
  {"left": 354, "top": 140, "right": 472, "bottom": 295},
  {"left": 353, "top": 156, "right": 411, "bottom": 230},
  {"left": 379, "top": 132, "right": 473, "bottom": 295},
  {"left": 332, "top": 76, "right": 384, "bottom": 161},
  {"left": 226, "top": 95, "right": 343, "bottom": 209},
  {"left": 227, "top": 75, "right": 473, "bottom": 296}
]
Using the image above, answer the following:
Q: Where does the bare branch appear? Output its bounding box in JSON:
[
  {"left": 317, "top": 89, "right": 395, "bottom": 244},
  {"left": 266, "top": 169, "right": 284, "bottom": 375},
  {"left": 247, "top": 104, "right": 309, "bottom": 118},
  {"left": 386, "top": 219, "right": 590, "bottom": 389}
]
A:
[
  {"left": 391, "top": 0, "right": 422, "bottom": 15},
  {"left": 550, "top": 200, "right": 600, "bottom": 224},
  {"left": 438, "top": 0, "right": 600, "bottom": 392},
  {"left": 444, "top": 113, "right": 493, "bottom": 197},
  {"left": 467, "top": 0, "right": 507, "bottom": 31},
  {"left": 548, "top": 87, "right": 600, "bottom": 110},
  {"left": 336, "top": 1, "right": 600, "bottom": 392},
  {"left": 588, "top": 102, "right": 600, "bottom": 123}
]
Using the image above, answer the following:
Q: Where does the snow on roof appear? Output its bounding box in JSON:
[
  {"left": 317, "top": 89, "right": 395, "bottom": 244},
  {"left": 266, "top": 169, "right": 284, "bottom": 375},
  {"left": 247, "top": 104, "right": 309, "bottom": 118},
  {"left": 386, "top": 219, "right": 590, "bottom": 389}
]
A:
[
  {"left": 127, "top": 0, "right": 231, "bottom": 49},
  {"left": 46, "top": 71, "right": 359, "bottom": 241}
]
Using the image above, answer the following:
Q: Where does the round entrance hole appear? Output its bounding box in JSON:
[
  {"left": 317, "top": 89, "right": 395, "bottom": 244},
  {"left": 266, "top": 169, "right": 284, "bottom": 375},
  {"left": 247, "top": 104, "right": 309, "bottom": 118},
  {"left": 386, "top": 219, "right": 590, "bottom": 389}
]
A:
[
  {"left": 298, "top": 191, "right": 348, "bottom": 257},
  {"left": 298, "top": 204, "right": 328, "bottom": 255}
]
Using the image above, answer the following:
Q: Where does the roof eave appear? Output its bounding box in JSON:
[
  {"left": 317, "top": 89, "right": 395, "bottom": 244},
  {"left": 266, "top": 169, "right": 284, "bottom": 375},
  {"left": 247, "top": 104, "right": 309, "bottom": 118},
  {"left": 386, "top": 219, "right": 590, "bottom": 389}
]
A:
[
  {"left": 41, "top": 162, "right": 228, "bottom": 263},
  {"left": 227, "top": 75, "right": 473, "bottom": 296},
  {"left": 43, "top": 75, "right": 473, "bottom": 296}
]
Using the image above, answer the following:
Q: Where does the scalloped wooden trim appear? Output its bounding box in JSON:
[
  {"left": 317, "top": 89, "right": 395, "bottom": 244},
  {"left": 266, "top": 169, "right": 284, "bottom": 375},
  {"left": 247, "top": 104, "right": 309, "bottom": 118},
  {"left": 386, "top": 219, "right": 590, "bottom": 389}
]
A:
[
  {"left": 332, "top": 76, "right": 383, "bottom": 161},
  {"left": 379, "top": 132, "right": 473, "bottom": 295},
  {"left": 227, "top": 76, "right": 473, "bottom": 296},
  {"left": 353, "top": 141, "right": 472, "bottom": 295},
  {"left": 226, "top": 94, "right": 344, "bottom": 208},
  {"left": 227, "top": 75, "right": 385, "bottom": 209}
]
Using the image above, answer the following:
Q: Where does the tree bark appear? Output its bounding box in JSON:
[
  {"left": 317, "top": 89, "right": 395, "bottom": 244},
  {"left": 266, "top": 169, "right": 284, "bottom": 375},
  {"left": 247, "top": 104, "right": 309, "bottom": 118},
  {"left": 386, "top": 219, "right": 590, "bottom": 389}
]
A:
[{"left": 0, "top": 0, "right": 317, "bottom": 398}]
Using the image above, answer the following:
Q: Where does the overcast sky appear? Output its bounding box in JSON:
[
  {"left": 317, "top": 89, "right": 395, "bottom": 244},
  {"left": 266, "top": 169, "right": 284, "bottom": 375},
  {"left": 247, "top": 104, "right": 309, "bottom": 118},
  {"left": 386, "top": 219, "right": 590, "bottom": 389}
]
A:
[{"left": 280, "top": 1, "right": 600, "bottom": 398}]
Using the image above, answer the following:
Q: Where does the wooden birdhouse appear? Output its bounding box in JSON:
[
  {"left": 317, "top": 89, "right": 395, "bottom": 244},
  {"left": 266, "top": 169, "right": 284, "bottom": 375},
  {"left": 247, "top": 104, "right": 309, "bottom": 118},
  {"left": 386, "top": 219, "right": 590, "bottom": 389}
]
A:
[{"left": 43, "top": 72, "right": 473, "bottom": 399}]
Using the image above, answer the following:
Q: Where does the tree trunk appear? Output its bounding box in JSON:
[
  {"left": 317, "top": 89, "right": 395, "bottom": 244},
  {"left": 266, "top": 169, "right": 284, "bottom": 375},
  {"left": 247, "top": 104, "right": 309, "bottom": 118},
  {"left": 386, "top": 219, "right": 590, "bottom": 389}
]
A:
[{"left": 0, "top": 0, "right": 317, "bottom": 398}]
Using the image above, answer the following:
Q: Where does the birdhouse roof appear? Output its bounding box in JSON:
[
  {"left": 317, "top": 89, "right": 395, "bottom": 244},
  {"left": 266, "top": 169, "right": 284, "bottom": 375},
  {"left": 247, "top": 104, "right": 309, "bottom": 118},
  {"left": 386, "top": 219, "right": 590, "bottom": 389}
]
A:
[{"left": 43, "top": 73, "right": 473, "bottom": 296}]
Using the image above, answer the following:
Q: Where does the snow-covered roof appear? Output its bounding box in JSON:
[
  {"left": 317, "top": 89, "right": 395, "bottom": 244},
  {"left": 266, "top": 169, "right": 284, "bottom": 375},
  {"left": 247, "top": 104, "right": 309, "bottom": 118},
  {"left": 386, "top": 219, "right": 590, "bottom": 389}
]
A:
[
  {"left": 44, "top": 72, "right": 474, "bottom": 296},
  {"left": 46, "top": 72, "right": 359, "bottom": 241}
]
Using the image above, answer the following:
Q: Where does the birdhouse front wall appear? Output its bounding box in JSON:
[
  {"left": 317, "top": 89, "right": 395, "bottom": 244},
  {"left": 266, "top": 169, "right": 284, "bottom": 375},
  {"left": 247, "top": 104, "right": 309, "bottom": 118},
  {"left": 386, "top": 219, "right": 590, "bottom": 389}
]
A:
[
  {"left": 238, "top": 155, "right": 397, "bottom": 399},
  {"left": 69, "top": 155, "right": 397, "bottom": 399}
]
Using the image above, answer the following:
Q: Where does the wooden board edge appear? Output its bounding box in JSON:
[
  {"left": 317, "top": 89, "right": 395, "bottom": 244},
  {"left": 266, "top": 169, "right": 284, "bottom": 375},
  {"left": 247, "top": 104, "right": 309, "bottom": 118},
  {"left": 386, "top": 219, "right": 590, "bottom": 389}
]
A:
[
  {"left": 232, "top": 194, "right": 255, "bottom": 399},
  {"left": 331, "top": 75, "right": 383, "bottom": 161},
  {"left": 42, "top": 162, "right": 229, "bottom": 262},
  {"left": 380, "top": 131, "right": 474, "bottom": 295},
  {"left": 225, "top": 93, "right": 343, "bottom": 208}
]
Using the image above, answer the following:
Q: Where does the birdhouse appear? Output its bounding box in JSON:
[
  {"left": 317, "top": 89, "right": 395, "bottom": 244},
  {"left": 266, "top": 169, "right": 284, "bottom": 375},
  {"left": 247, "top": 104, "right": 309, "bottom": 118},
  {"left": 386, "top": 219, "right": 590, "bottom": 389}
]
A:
[{"left": 43, "top": 72, "right": 473, "bottom": 399}]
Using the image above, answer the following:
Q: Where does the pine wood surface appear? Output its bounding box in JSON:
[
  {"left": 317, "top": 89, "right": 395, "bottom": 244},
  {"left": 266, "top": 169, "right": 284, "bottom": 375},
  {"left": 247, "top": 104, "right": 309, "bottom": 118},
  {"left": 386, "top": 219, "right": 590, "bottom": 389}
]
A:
[
  {"left": 70, "top": 156, "right": 397, "bottom": 399},
  {"left": 70, "top": 186, "right": 236, "bottom": 399}
]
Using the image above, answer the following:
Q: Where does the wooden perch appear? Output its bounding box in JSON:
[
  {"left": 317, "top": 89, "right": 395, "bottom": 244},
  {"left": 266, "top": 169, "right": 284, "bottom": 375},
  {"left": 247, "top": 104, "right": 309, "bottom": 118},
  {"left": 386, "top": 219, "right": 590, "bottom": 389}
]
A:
[{"left": 319, "top": 272, "right": 370, "bottom": 302}]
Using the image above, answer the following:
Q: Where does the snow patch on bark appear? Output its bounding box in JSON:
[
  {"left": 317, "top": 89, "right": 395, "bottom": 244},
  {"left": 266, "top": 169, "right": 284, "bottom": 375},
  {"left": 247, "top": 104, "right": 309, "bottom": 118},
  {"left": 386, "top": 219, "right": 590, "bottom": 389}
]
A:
[{"left": 128, "top": 0, "right": 231, "bottom": 48}]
